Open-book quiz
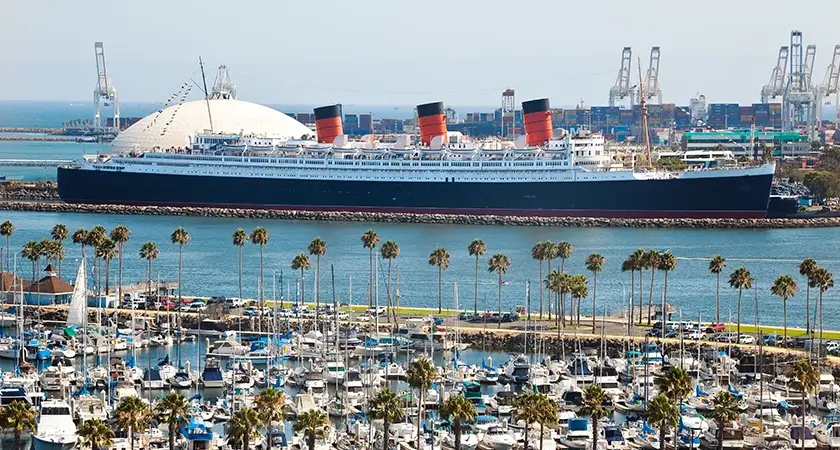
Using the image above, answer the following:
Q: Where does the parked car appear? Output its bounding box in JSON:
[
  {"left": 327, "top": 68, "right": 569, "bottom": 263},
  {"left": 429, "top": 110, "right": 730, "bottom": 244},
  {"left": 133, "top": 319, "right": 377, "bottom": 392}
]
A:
[
  {"left": 226, "top": 297, "right": 246, "bottom": 308},
  {"left": 356, "top": 314, "right": 373, "bottom": 322},
  {"left": 242, "top": 307, "right": 260, "bottom": 316},
  {"left": 366, "top": 306, "right": 387, "bottom": 316},
  {"left": 705, "top": 322, "right": 726, "bottom": 333},
  {"left": 737, "top": 334, "right": 756, "bottom": 344},
  {"left": 208, "top": 296, "right": 226, "bottom": 305},
  {"left": 683, "top": 330, "right": 706, "bottom": 340}
]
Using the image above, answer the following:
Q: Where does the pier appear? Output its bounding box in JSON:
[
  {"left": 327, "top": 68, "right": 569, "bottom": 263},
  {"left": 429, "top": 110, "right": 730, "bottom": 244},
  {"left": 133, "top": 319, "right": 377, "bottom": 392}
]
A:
[{"left": 0, "top": 159, "right": 76, "bottom": 168}]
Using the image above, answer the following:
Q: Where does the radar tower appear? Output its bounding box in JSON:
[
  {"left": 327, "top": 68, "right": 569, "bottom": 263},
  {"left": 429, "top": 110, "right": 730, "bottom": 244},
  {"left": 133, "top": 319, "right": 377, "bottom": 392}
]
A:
[
  {"left": 92, "top": 42, "right": 119, "bottom": 132},
  {"left": 501, "top": 89, "right": 515, "bottom": 137}
]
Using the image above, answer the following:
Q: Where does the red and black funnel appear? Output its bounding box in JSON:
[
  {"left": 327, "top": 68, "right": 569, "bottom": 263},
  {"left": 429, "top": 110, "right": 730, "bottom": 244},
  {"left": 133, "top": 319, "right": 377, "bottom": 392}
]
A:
[
  {"left": 313, "top": 104, "right": 343, "bottom": 144},
  {"left": 416, "top": 102, "right": 447, "bottom": 146},
  {"left": 522, "top": 98, "right": 553, "bottom": 146}
]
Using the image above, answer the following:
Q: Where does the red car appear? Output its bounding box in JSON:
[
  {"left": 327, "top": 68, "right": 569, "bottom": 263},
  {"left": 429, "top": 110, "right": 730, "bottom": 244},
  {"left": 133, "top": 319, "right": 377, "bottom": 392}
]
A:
[{"left": 705, "top": 322, "right": 726, "bottom": 333}]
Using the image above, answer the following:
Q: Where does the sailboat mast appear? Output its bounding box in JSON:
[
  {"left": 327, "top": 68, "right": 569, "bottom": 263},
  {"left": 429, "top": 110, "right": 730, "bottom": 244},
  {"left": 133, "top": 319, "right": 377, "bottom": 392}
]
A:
[
  {"left": 199, "top": 57, "right": 214, "bottom": 133},
  {"left": 638, "top": 58, "right": 652, "bottom": 169}
]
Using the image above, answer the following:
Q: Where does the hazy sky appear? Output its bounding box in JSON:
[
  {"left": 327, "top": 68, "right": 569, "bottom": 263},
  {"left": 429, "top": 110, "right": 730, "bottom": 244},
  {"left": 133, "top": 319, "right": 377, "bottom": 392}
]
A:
[{"left": 2, "top": 0, "right": 839, "bottom": 108}]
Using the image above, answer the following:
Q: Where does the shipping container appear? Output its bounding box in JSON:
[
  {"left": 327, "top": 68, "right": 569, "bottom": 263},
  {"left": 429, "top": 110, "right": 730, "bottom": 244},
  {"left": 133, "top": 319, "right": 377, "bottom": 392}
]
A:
[
  {"left": 769, "top": 103, "right": 782, "bottom": 111},
  {"left": 739, "top": 106, "right": 754, "bottom": 116},
  {"left": 359, "top": 114, "right": 373, "bottom": 132},
  {"left": 710, "top": 103, "right": 727, "bottom": 111},
  {"left": 753, "top": 103, "right": 770, "bottom": 113},
  {"left": 727, "top": 103, "right": 740, "bottom": 114}
]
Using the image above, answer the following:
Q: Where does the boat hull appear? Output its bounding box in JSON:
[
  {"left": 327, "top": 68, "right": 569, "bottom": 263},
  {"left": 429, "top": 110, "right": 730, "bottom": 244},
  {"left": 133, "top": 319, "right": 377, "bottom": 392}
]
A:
[
  {"left": 33, "top": 436, "right": 76, "bottom": 450},
  {"left": 57, "top": 166, "right": 774, "bottom": 219}
]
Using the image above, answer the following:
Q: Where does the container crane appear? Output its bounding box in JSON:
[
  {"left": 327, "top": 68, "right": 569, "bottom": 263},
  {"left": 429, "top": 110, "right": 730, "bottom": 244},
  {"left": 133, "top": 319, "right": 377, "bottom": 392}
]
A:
[
  {"left": 93, "top": 42, "right": 119, "bottom": 132},
  {"left": 760, "top": 46, "right": 788, "bottom": 103},
  {"left": 640, "top": 47, "right": 662, "bottom": 104},
  {"left": 783, "top": 30, "right": 815, "bottom": 132},
  {"left": 814, "top": 45, "right": 840, "bottom": 130},
  {"left": 608, "top": 47, "right": 634, "bottom": 107}
]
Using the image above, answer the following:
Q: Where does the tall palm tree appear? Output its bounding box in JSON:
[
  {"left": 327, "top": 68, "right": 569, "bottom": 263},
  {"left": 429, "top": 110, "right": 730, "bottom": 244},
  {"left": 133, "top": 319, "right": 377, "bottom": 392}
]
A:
[
  {"left": 381, "top": 240, "right": 400, "bottom": 323},
  {"left": 630, "top": 248, "right": 646, "bottom": 323},
  {"left": 0, "top": 220, "right": 14, "bottom": 277},
  {"left": 255, "top": 387, "right": 289, "bottom": 449},
  {"left": 441, "top": 394, "right": 477, "bottom": 450},
  {"left": 542, "top": 241, "right": 559, "bottom": 320},
  {"left": 50, "top": 223, "right": 68, "bottom": 278},
  {"left": 709, "top": 392, "right": 740, "bottom": 450},
  {"left": 308, "top": 237, "right": 327, "bottom": 312},
  {"left": 250, "top": 227, "right": 270, "bottom": 316},
  {"left": 771, "top": 275, "right": 798, "bottom": 342},
  {"left": 290, "top": 253, "right": 311, "bottom": 306},
  {"left": 170, "top": 227, "right": 190, "bottom": 310},
  {"left": 228, "top": 407, "right": 263, "bottom": 450},
  {"left": 657, "top": 251, "right": 677, "bottom": 332},
  {"left": 532, "top": 242, "right": 547, "bottom": 319},
  {"left": 546, "top": 270, "right": 572, "bottom": 332},
  {"left": 293, "top": 409, "right": 329, "bottom": 450},
  {"left": 537, "top": 395, "right": 558, "bottom": 450},
  {"left": 361, "top": 229, "right": 380, "bottom": 308},
  {"left": 72, "top": 227, "right": 89, "bottom": 259},
  {"left": 642, "top": 250, "right": 661, "bottom": 325},
  {"left": 86, "top": 226, "right": 107, "bottom": 289},
  {"left": 429, "top": 247, "right": 450, "bottom": 313},
  {"left": 799, "top": 258, "right": 820, "bottom": 334},
  {"left": 513, "top": 392, "right": 542, "bottom": 450},
  {"left": 232, "top": 228, "right": 247, "bottom": 300},
  {"left": 570, "top": 274, "right": 589, "bottom": 326},
  {"left": 95, "top": 238, "right": 117, "bottom": 294},
  {"left": 557, "top": 241, "right": 573, "bottom": 272},
  {"left": 154, "top": 391, "right": 189, "bottom": 450},
  {"left": 621, "top": 257, "right": 636, "bottom": 331},
  {"left": 407, "top": 357, "right": 436, "bottom": 450},
  {"left": 115, "top": 396, "right": 151, "bottom": 450},
  {"left": 20, "top": 240, "right": 41, "bottom": 283},
  {"left": 467, "top": 238, "right": 487, "bottom": 314},
  {"left": 77, "top": 418, "right": 114, "bottom": 450},
  {"left": 810, "top": 267, "right": 834, "bottom": 356},
  {"left": 38, "top": 239, "right": 57, "bottom": 268},
  {"left": 728, "top": 267, "right": 753, "bottom": 337},
  {"left": 0, "top": 399, "right": 36, "bottom": 450},
  {"left": 656, "top": 366, "right": 692, "bottom": 404},
  {"left": 369, "top": 388, "right": 405, "bottom": 450},
  {"left": 585, "top": 253, "right": 605, "bottom": 330},
  {"left": 646, "top": 393, "right": 679, "bottom": 450},
  {"left": 139, "top": 242, "right": 159, "bottom": 308},
  {"left": 709, "top": 255, "right": 727, "bottom": 324},
  {"left": 488, "top": 253, "right": 511, "bottom": 329},
  {"left": 790, "top": 359, "right": 819, "bottom": 450},
  {"left": 110, "top": 225, "right": 130, "bottom": 302},
  {"left": 580, "top": 385, "right": 609, "bottom": 450}
]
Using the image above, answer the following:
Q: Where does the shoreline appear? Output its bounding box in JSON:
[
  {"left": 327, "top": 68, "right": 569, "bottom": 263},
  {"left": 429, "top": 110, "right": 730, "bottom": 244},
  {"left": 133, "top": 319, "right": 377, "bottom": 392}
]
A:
[{"left": 1, "top": 200, "right": 840, "bottom": 228}]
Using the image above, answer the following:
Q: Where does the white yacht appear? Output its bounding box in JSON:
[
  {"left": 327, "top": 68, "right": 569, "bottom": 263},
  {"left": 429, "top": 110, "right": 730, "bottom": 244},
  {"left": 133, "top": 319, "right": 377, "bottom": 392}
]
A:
[
  {"left": 481, "top": 425, "right": 517, "bottom": 450},
  {"left": 200, "top": 358, "right": 225, "bottom": 388},
  {"left": 33, "top": 399, "right": 78, "bottom": 450},
  {"left": 206, "top": 339, "right": 248, "bottom": 357},
  {"left": 788, "top": 426, "right": 818, "bottom": 450},
  {"left": 323, "top": 361, "right": 346, "bottom": 384},
  {"left": 814, "top": 414, "right": 840, "bottom": 449},
  {"left": 703, "top": 423, "right": 746, "bottom": 450}
]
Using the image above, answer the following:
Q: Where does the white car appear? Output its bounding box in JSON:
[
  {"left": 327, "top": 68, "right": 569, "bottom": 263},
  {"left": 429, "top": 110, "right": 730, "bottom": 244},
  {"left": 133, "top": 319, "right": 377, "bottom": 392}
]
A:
[
  {"left": 356, "top": 314, "right": 373, "bottom": 322},
  {"left": 737, "top": 334, "right": 756, "bottom": 344},
  {"left": 366, "top": 306, "right": 387, "bottom": 316},
  {"left": 684, "top": 330, "right": 706, "bottom": 340}
]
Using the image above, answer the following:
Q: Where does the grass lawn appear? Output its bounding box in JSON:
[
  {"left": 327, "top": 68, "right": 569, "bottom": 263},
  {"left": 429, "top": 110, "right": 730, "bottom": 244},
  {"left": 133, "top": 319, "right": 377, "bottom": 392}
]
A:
[{"left": 723, "top": 323, "right": 840, "bottom": 340}]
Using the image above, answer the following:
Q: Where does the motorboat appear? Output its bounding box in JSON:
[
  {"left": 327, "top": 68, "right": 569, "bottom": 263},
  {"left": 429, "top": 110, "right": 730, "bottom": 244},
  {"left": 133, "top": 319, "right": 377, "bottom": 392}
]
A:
[
  {"left": 500, "top": 354, "right": 530, "bottom": 384},
  {"left": 604, "top": 425, "right": 628, "bottom": 450},
  {"left": 561, "top": 417, "right": 594, "bottom": 450},
  {"left": 680, "top": 404, "right": 709, "bottom": 433},
  {"left": 201, "top": 358, "right": 225, "bottom": 388},
  {"left": 141, "top": 368, "right": 166, "bottom": 390},
  {"left": 445, "top": 424, "right": 480, "bottom": 450},
  {"left": 746, "top": 408, "right": 790, "bottom": 431},
  {"left": 481, "top": 425, "right": 517, "bottom": 450},
  {"left": 170, "top": 370, "right": 193, "bottom": 389},
  {"left": 814, "top": 414, "right": 840, "bottom": 449},
  {"left": 73, "top": 394, "right": 108, "bottom": 422},
  {"left": 788, "top": 426, "right": 818, "bottom": 450},
  {"left": 703, "top": 422, "right": 747, "bottom": 450},
  {"left": 180, "top": 418, "right": 214, "bottom": 450},
  {"left": 33, "top": 399, "right": 78, "bottom": 450},
  {"left": 323, "top": 360, "right": 346, "bottom": 384},
  {"left": 112, "top": 382, "right": 140, "bottom": 404},
  {"left": 566, "top": 356, "right": 595, "bottom": 387},
  {"left": 486, "top": 389, "right": 516, "bottom": 416},
  {"left": 476, "top": 359, "right": 500, "bottom": 384},
  {"left": 206, "top": 339, "right": 248, "bottom": 358}
]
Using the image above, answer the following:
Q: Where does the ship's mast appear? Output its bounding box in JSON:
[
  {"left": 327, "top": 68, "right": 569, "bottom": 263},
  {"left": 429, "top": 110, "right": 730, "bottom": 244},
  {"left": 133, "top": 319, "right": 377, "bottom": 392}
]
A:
[
  {"left": 199, "top": 57, "right": 214, "bottom": 133},
  {"left": 638, "top": 58, "right": 652, "bottom": 169}
]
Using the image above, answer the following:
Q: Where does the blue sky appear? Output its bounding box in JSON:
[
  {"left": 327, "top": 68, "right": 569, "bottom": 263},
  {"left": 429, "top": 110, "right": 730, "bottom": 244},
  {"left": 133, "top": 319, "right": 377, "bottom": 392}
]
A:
[{"left": 2, "top": 0, "right": 839, "bottom": 107}]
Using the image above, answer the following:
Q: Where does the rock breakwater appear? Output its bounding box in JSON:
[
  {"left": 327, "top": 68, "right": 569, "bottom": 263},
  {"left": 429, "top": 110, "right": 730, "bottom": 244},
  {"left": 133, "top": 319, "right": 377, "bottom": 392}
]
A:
[{"left": 1, "top": 199, "right": 840, "bottom": 228}]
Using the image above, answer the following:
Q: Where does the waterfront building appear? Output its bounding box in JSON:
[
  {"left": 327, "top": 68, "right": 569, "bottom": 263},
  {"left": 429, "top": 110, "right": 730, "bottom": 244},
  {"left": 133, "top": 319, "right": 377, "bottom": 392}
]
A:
[
  {"left": 24, "top": 265, "right": 73, "bottom": 306},
  {"left": 681, "top": 130, "right": 809, "bottom": 157}
]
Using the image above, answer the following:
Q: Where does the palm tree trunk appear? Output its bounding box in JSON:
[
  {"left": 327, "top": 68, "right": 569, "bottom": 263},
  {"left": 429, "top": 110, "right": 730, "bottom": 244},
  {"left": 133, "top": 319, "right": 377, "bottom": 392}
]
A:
[
  {"left": 455, "top": 419, "right": 462, "bottom": 450},
  {"left": 524, "top": 424, "right": 530, "bottom": 450},
  {"left": 783, "top": 298, "right": 788, "bottom": 343},
  {"left": 244, "top": 428, "right": 250, "bottom": 450},
  {"left": 369, "top": 249, "right": 373, "bottom": 308},
  {"left": 715, "top": 272, "right": 721, "bottom": 324},
  {"left": 638, "top": 269, "right": 644, "bottom": 323},
  {"left": 538, "top": 261, "right": 543, "bottom": 319},
  {"left": 802, "top": 396, "right": 807, "bottom": 450},
  {"left": 592, "top": 416, "right": 598, "bottom": 450},
  {"left": 737, "top": 289, "right": 742, "bottom": 337},
  {"left": 659, "top": 424, "right": 666, "bottom": 450},
  {"left": 237, "top": 246, "right": 243, "bottom": 300},
  {"left": 300, "top": 269, "right": 305, "bottom": 309},
  {"left": 473, "top": 255, "right": 478, "bottom": 314},
  {"left": 663, "top": 271, "right": 669, "bottom": 326},
  {"left": 15, "top": 431, "right": 20, "bottom": 450},
  {"left": 178, "top": 245, "right": 183, "bottom": 308},
  {"left": 130, "top": 427, "right": 135, "bottom": 450},
  {"left": 647, "top": 269, "right": 656, "bottom": 325},
  {"left": 630, "top": 270, "right": 635, "bottom": 331},
  {"left": 716, "top": 419, "right": 723, "bottom": 450},
  {"left": 118, "top": 243, "right": 123, "bottom": 304},
  {"left": 819, "top": 291, "right": 824, "bottom": 362},
  {"left": 105, "top": 259, "right": 110, "bottom": 294},
  {"left": 259, "top": 245, "right": 264, "bottom": 310},
  {"left": 592, "top": 271, "right": 597, "bottom": 331},
  {"left": 316, "top": 255, "right": 321, "bottom": 312},
  {"left": 147, "top": 260, "right": 152, "bottom": 311},
  {"left": 540, "top": 422, "right": 545, "bottom": 450},
  {"left": 308, "top": 432, "right": 315, "bottom": 450},
  {"left": 437, "top": 265, "right": 442, "bottom": 313},
  {"left": 547, "top": 260, "right": 552, "bottom": 321},
  {"left": 169, "top": 424, "right": 176, "bottom": 450},
  {"left": 389, "top": 261, "right": 398, "bottom": 325},
  {"left": 383, "top": 421, "right": 390, "bottom": 450},
  {"left": 417, "top": 389, "right": 425, "bottom": 450},
  {"left": 497, "top": 272, "right": 502, "bottom": 329},
  {"left": 805, "top": 285, "right": 811, "bottom": 334}
]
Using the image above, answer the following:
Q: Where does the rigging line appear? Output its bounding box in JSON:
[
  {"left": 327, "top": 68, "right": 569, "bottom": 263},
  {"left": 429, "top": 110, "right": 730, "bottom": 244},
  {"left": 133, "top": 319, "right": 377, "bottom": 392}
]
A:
[{"left": 233, "top": 69, "right": 617, "bottom": 95}]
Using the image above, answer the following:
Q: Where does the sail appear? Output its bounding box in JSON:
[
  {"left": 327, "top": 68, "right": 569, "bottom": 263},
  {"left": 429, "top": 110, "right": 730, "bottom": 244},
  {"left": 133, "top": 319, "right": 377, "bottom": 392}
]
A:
[{"left": 66, "top": 257, "right": 87, "bottom": 327}]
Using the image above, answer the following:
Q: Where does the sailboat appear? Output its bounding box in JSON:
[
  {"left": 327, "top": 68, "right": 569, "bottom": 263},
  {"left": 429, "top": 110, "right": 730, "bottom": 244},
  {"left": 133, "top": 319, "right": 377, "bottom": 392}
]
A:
[{"left": 66, "top": 258, "right": 87, "bottom": 328}]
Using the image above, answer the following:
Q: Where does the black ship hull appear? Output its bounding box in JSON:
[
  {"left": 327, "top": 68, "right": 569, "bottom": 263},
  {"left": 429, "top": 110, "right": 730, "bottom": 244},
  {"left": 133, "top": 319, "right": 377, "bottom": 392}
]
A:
[{"left": 57, "top": 168, "right": 774, "bottom": 219}]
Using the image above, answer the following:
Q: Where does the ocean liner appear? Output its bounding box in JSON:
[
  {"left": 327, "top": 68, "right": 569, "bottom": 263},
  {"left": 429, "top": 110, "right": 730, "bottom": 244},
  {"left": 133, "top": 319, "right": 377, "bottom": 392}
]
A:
[{"left": 57, "top": 99, "right": 775, "bottom": 218}]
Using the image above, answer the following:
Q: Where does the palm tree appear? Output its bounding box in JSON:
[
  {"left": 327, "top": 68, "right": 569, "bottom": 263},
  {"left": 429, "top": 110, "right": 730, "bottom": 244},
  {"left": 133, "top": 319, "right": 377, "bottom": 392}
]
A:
[
  {"left": 580, "top": 385, "right": 609, "bottom": 450},
  {"left": 488, "top": 253, "right": 511, "bottom": 329},
  {"left": 232, "top": 228, "right": 247, "bottom": 300},
  {"left": 557, "top": 241, "right": 573, "bottom": 272},
  {"left": 642, "top": 250, "right": 661, "bottom": 325},
  {"left": 381, "top": 240, "right": 400, "bottom": 323},
  {"left": 546, "top": 270, "right": 572, "bottom": 333},
  {"left": 513, "top": 392, "right": 543, "bottom": 450},
  {"left": 657, "top": 251, "right": 677, "bottom": 332},
  {"left": 407, "top": 357, "right": 436, "bottom": 450},
  {"left": 361, "top": 229, "right": 380, "bottom": 308},
  {"left": 50, "top": 223, "right": 68, "bottom": 278},
  {"left": 532, "top": 242, "right": 547, "bottom": 318},
  {"left": 293, "top": 409, "right": 329, "bottom": 450},
  {"left": 86, "top": 226, "right": 107, "bottom": 288},
  {"left": 155, "top": 391, "right": 189, "bottom": 450},
  {"left": 537, "top": 395, "right": 558, "bottom": 450},
  {"left": 468, "top": 238, "right": 487, "bottom": 314},
  {"left": 709, "top": 392, "right": 740, "bottom": 450},
  {"left": 308, "top": 237, "right": 327, "bottom": 312},
  {"left": 170, "top": 227, "right": 190, "bottom": 310},
  {"left": 139, "top": 242, "right": 159, "bottom": 307},
  {"left": 630, "top": 248, "right": 646, "bottom": 323},
  {"left": 810, "top": 267, "right": 834, "bottom": 356},
  {"left": 646, "top": 393, "right": 679, "bottom": 450},
  {"left": 20, "top": 240, "right": 41, "bottom": 283},
  {"left": 441, "top": 394, "right": 476, "bottom": 450},
  {"left": 38, "top": 239, "right": 58, "bottom": 268},
  {"left": 728, "top": 267, "right": 753, "bottom": 337},
  {"left": 369, "top": 388, "right": 405, "bottom": 450},
  {"left": 77, "top": 418, "right": 114, "bottom": 450},
  {"left": 250, "top": 227, "right": 270, "bottom": 316},
  {"left": 290, "top": 253, "right": 311, "bottom": 306},
  {"left": 585, "top": 253, "right": 605, "bottom": 330},
  {"left": 95, "top": 238, "right": 117, "bottom": 294},
  {"left": 72, "top": 227, "right": 89, "bottom": 258},
  {"left": 799, "top": 258, "right": 820, "bottom": 334},
  {"left": 254, "top": 388, "right": 289, "bottom": 450},
  {"left": 542, "top": 241, "right": 559, "bottom": 320},
  {"left": 115, "top": 396, "right": 151, "bottom": 450},
  {"left": 429, "top": 247, "right": 450, "bottom": 313},
  {"left": 790, "top": 359, "right": 819, "bottom": 450},
  {"left": 0, "top": 399, "right": 36, "bottom": 450},
  {"left": 771, "top": 275, "right": 798, "bottom": 342},
  {"left": 621, "top": 257, "right": 636, "bottom": 331},
  {"left": 0, "top": 220, "right": 13, "bottom": 277},
  {"left": 570, "top": 274, "right": 589, "bottom": 326},
  {"left": 656, "top": 366, "right": 692, "bottom": 404},
  {"left": 110, "top": 225, "right": 130, "bottom": 302},
  {"left": 228, "top": 407, "right": 263, "bottom": 450},
  {"left": 709, "top": 255, "right": 727, "bottom": 324}
]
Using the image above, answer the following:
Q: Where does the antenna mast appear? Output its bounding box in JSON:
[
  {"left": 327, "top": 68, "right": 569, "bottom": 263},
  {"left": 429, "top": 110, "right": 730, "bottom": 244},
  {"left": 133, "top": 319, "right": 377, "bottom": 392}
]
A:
[
  {"left": 638, "top": 58, "right": 652, "bottom": 169},
  {"left": 199, "top": 57, "right": 214, "bottom": 133}
]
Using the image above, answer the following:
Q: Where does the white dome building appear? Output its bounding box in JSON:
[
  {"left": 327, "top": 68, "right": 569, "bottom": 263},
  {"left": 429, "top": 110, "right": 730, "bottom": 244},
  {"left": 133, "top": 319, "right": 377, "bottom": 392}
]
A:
[{"left": 111, "top": 99, "right": 314, "bottom": 153}]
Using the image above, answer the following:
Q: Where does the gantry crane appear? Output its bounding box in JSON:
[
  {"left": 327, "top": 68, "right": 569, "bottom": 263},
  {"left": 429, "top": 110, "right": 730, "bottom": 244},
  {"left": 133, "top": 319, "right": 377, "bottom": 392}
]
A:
[
  {"left": 814, "top": 45, "right": 840, "bottom": 130},
  {"left": 640, "top": 47, "right": 662, "bottom": 104},
  {"left": 760, "top": 46, "right": 788, "bottom": 103},
  {"left": 93, "top": 42, "right": 119, "bottom": 131},
  {"left": 783, "top": 30, "right": 815, "bottom": 131},
  {"left": 609, "top": 47, "right": 634, "bottom": 107}
]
